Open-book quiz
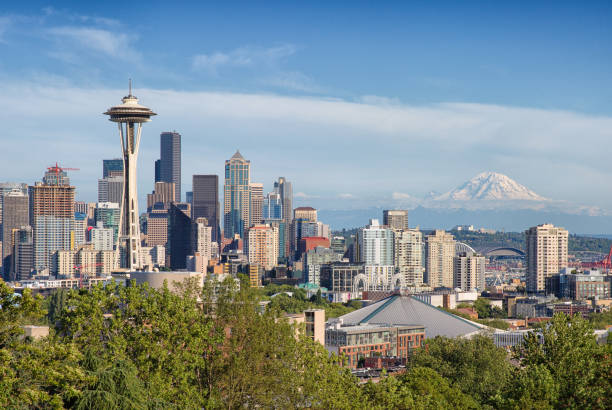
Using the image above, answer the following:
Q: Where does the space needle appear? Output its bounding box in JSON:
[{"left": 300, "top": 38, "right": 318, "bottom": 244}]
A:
[{"left": 104, "top": 81, "right": 156, "bottom": 270}]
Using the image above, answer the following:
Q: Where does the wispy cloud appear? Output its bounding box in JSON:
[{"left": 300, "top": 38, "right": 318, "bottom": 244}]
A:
[
  {"left": 192, "top": 44, "right": 296, "bottom": 73},
  {"left": 48, "top": 27, "right": 138, "bottom": 60},
  {"left": 392, "top": 192, "right": 412, "bottom": 200},
  {"left": 338, "top": 193, "right": 356, "bottom": 199},
  {"left": 260, "top": 71, "right": 325, "bottom": 93}
]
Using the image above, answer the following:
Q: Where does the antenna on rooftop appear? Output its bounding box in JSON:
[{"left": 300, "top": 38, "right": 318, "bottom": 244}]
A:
[{"left": 129, "top": 78, "right": 132, "bottom": 96}]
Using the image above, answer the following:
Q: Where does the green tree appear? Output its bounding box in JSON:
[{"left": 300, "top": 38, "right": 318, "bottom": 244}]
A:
[{"left": 515, "top": 313, "right": 611, "bottom": 409}]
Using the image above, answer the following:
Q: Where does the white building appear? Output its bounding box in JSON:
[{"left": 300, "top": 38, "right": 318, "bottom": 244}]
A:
[
  {"left": 192, "top": 218, "right": 213, "bottom": 259},
  {"left": 139, "top": 245, "right": 166, "bottom": 268},
  {"left": 90, "top": 222, "right": 114, "bottom": 251},
  {"left": 359, "top": 219, "right": 394, "bottom": 266}
]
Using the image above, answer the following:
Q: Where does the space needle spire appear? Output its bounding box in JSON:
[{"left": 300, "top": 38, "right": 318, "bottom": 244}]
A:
[{"left": 104, "top": 82, "right": 156, "bottom": 270}]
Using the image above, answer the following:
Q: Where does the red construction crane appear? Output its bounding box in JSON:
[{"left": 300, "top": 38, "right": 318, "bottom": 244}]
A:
[
  {"left": 47, "top": 162, "right": 80, "bottom": 179},
  {"left": 74, "top": 263, "right": 104, "bottom": 288},
  {"left": 581, "top": 245, "right": 612, "bottom": 271}
]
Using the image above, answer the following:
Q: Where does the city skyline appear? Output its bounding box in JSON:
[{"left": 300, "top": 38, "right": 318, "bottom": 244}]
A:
[{"left": 0, "top": 3, "right": 611, "bottom": 223}]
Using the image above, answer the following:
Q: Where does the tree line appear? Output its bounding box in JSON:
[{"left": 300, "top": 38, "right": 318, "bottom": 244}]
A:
[{"left": 0, "top": 279, "right": 610, "bottom": 409}]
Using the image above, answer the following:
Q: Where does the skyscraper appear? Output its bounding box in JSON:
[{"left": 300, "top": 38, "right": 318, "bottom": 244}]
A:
[
  {"left": 359, "top": 219, "right": 394, "bottom": 266},
  {"left": 526, "top": 224, "right": 568, "bottom": 293},
  {"left": 168, "top": 203, "right": 192, "bottom": 269},
  {"left": 453, "top": 252, "right": 485, "bottom": 291},
  {"left": 263, "top": 192, "right": 283, "bottom": 220},
  {"left": 97, "top": 176, "right": 124, "bottom": 205},
  {"left": 146, "top": 182, "right": 176, "bottom": 210},
  {"left": 0, "top": 182, "right": 28, "bottom": 241},
  {"left": 192, "top": 175, "right": 220, "bottom": 242},
  {"left": 383, "top": 210, "right": 409, "bottom": 231},
  {"left": 246, "top": 224, "right": 279, "bottom": 271},
  {"left": 250, "top": 182, "right": 264, "bottom": 227},
  {"left": 160, "top": 131, "right": 181, "bottom": 202},
  {"left": 13, "top": 225, "right": 33, "bottom": 281},
  {"left": 29, "top": 168, "right": 75, "bottom": 273},
  {"left": 102, "top": 159, "right": 123, "bottom": 178},
  {"left": 2, "top": 189, "right": 29, "bottom": 279},
  {"left": 394, "top": 229, "right": 424, "bottom": 286},
  {"left": 94, "top": 202, "right": 120, "bottom": 246},
  {"left": 224, "top": 151, "right": 250, "bottom": 239},
  {"left": 274, "top": 177, "right": 292, "bottom": 257},
  {"left": 425, "top": 230, "right": 456, "bottom": 288}
]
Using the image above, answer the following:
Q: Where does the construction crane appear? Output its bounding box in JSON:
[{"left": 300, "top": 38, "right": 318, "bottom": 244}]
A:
[
  {"left": 581, "top": 245, "right": 612, "bottom": 271},
  {"left": 47, "top": 162, "right": 80, "bottom": 179},
  {"left": 74, "top": 263, "right": 104, "bottom": 288}
]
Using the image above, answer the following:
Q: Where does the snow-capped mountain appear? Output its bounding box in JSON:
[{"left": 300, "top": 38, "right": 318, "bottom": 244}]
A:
[{"left": 435, "top": 172, "right": 546, "bottom": 201}]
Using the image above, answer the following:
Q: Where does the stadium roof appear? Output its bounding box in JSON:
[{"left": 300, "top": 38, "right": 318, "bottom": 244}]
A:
[{"left": 336, "top": 295, "right": 485, "bottom": 339}]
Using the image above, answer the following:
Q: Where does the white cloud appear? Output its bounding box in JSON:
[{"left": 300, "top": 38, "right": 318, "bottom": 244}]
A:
[
  {"left": 192, "top": 44, "right": 296, "bottom": 73},
  {"left": 392, "top": 192, "right": 412, "bottom": 200},
  {"left": 0, "top": 82, "right": 611, "bottom": 210},
  {"left": 260, "top": 71, "right": 325, "bottom": 93},
  {"left": 48, "top": 27, "right": 138, "bottom": 60},
  {"left": 338, "top": 193, "right": 355, "bottom": 199}
]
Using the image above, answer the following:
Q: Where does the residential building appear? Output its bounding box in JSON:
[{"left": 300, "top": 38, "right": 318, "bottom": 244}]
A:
[
  {"left": 383, "top": 210, "right": 409, "bottom": 231},
  {"left": 73, "top": 212, "right": 87, "bottom": 247},
  {"left": 192, "top": 175, "right": 220, "bottom": 242},
  {"left": 192, "top": 217, "right": 213, "bottom": 259},
  {"left": 249, "top": 182, "right": 264, "bottom": 227},
  {"left": 325, "top": 323, "right": 425, "bottom": 369},
  {"left": 330, "top": 236, "right": 346, "bottom": 255},
  {"left": 93, "top": 202, "right": 120, "bottom": 246},
  {"left": 224, "top": 150, "right": 251, "bottom": 239},
  {"left": 394, "top": 229, "right": 424, "bottom": 286},
  {"left": 52, "top": 247, "right": 114, "bottom": 277},
  {"left": 167, "top": 203, "right": 192, "bottom": 270},
  {"left": 139, "top": 245, "right": 165, "bottom": 268},
  {"left": 286, "top": 309, "right": 325, "bottom": 344},
  {"left": 359, "top": 219, "right": 394, "bottom": 266},
  {"left": 453, "top": 252, "right": 486, "bottom": 291},
  {"left": 90, "top": 222, "right": 114, "bottom": 251},
  {"left": 546, "top": 270, "right": 610, "bottom": 300},
  {"left": 29, "top": 169, "right": 75, "bottom": 273},
  {"left": 2, "top": 189, "right": 28, "bottom": 278},
  {"left": 246, "top": 224, "right": 279, "bottom": 271},
  {"left": 146, "top": 181, "right": 176, "bottom": 210},
  {"left": 526, "top": 224, "right": 569, "bottom": 293},
  {"left": 294, "top": 206, "right": 317, "bottom": 222},
  {"left": 263, "top": 219, "right": 286, "bottom": 260},
  {"left": 425, "top": 230, "right": 456, "bottom": 288},
  {"left": 159, "top": 131, "right": 181, "bottom": 202}
]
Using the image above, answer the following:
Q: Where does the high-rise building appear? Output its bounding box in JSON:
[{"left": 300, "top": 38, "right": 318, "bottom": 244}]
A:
[
  {"left": 305, "top": 246, "right": 342, "bottom": 285},
  {"left": 453, "top": 252, "right": 485, "bottom": 291},
  {"left": 224, "top": 151, "right": 251, "bottom": 239},
  {"left": 94, "top": 202, "right": 120, "bottom": 247},
  {"left": 292, "top": 219, "right": 319, "bottom": 260},
  {"left": 192, "top": 217, "right": 213, "bottom": 260},
  {"left": 91, "top": 222, "right": 114, "bottom": 251},
  {"left": 104, "top": 86, "right": 156, "bottom": 270},
  {"left": 97, "top": 176, "right": 124, "bottom": 205},
  {"left": 159, "top": 131, "right": 181, "bottom": 202},
  {"left": 526, "top": 224, "right": 569, "bottom": 293},
  {"left": 249, "top": 182, "right": 264, "bottom": 227},
  {"left": 73, "top": 212, "right": 87, "bottom": 248},
  {"left": 394, "top": 229, "right": 424, "bottom": 286},
  {"left": 2, "top": 190, "right": 29, "bottom": 278},
  {"left": 294, "top": 207, "right": 317, "bottom": 222},
  {"left": 0, "top": 183, "right": 28, "bottom": 240},
  {"left": 13, "top": 226, "right": 33, "bottom": 281},
  {"left": 192, "top": 175, "right": 220, "bottom": 242},
  {"left": 263, "top": 192, "right": 283, "bottom": 220},
  {"left": 145, "top": 204, "right": 168, "bottom": 247},
  {"left": 167, "top": 203, "right": 192, "bottom": 270},
  {"left": 425, "top": 230, "right": 456, "bottom": 288},
  {"left": 383, "top": 210, "right": 409, "bottom": 231},
  {"left": 102, "top": 159, "right": 123, "bottom": 178},
  {"left": 146, "top": 182, "right": 176, "bottom": 210},
  {"left": 359, "top": 219, "right": 394, "bottom": 266},
  {"left": 29, "top": 168, "right": 75, "bottom": 273},
  {"left": 154, "top": 159, "right": 161, "bottom": 183},
  {"left": 273, "top": 177, "right": 292, "bottom": 257},
  {"left": 262, "top": 219, "right": 286, "bottom": 261},
  {"left": 330, "top": 236, "right": 346, "bottom": 256},
  {"left": 245, "top": 224, "right": 278, "bottom": 271}
]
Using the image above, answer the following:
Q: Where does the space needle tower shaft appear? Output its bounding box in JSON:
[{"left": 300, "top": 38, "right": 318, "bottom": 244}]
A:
[{"left": 104, "top": 81, "right": 156, "bottom": 270}]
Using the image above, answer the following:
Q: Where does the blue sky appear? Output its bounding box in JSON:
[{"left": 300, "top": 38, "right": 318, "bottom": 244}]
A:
[{"left": 0, "top": 1, "right": 611, "bottom": 213}]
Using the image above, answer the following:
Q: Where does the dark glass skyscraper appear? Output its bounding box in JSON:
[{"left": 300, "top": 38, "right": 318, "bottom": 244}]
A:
[
  {"left": 192, "top": 175, "right": 220, "bottom": 242},
  {"left": 102, "top": 159, "right": 124, "bottom": 178},
  {"left": 160, "top": 131, "right": 181, "bottom": 202},
  {"left": 168, "top": 203, "right": 191, "bottom": 270},
  {"left": 2, "top": 190, "right": 29, "bottom": 279}
]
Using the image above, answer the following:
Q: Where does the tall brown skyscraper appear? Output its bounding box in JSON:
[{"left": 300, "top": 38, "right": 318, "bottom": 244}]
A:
[
  {"left": 383, "top": 210, "right": 409, "bottom": 231},
  {"left": 250, "top": 182, "right": 264, "bottom": 227},
  {"left": 192, "top": 175, "right": 220, "bottom": 242}
]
